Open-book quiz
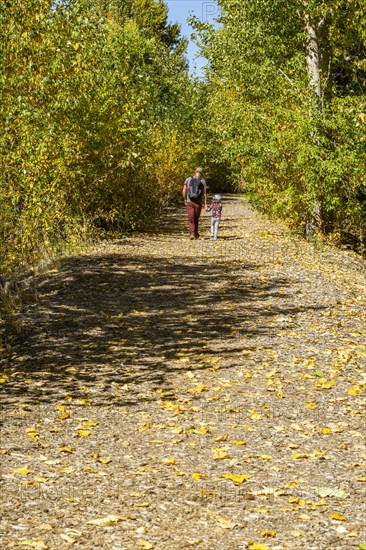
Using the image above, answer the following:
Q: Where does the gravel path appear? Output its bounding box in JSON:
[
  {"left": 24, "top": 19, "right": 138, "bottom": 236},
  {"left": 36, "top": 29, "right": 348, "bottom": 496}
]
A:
[{"left": 1, "top": 196, "right": 365, "bottom": 550}]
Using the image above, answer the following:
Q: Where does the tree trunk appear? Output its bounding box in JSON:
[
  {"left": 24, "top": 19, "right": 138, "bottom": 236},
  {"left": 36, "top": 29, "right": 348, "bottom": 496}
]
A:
[
  {"left": 305, "top": 13, "right": 324, "bottom": 239},
  {"left": 305, "top": 14, "right": 321, "bottom": 104}
]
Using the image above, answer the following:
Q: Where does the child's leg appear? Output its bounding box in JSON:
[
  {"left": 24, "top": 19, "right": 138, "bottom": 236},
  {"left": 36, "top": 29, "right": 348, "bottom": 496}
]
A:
[
  {"left": 210, "top": 217, "right": 215, "bottom": 237},
  {"left": 213, "top": 219, "right": 220, "bottom": 239}
]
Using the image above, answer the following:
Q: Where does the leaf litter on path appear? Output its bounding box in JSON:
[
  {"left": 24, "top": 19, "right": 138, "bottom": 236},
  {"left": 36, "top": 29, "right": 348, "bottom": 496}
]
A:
[{"left": 1, "top": 196, "right": 365, "bottom": 548}]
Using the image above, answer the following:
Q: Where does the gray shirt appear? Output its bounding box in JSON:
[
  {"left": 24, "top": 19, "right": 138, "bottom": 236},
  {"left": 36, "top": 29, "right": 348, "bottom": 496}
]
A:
[{"left": 184, "top": 176, "right": 207, "bottom": 204}]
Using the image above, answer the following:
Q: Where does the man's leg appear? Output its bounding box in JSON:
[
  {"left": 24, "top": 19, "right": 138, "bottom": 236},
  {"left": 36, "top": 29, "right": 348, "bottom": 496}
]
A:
[
  {"left": 186, "top": 202, "right": 195, "bottom": 238},
  {"left": 194, "top": 203, "right": 202, "bottom": 237}
]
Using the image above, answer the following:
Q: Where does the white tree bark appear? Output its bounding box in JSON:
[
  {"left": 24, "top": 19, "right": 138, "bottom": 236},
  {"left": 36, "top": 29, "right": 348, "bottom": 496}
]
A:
[
  {"left": 305, "top": 13, "right": 323, "bottom": 238},
  {"left": 305, "top": 13, "right": 321, "bottom": 102}
]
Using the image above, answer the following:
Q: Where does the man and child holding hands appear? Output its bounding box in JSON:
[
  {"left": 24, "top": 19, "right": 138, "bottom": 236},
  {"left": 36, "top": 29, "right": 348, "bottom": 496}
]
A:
[{"left": 183, "top": 167, "right": 222, "bottom": 240}]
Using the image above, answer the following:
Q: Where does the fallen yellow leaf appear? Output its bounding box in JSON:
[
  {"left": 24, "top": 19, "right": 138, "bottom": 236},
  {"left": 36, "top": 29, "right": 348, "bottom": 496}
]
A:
[
  {"left": 210, "top": 363, "right": 220, "bottom": 371},
  {"left": 161, "top": 401, "right": 184, "bottom": 414},
  {"left": 60, "top": 466, "right": 74, "bottom": 474},
  {"left": 253, "top": 488, "right": 286, "bottom": 497},
  {"left": 217, "top": 516, "right": 237, "bottom": 529},
  {"left": 76, "top": 430, "right": 91, "bottom": 437},
  {"left": 33, "top": 477, "right": 48, "bottom": 483},
  {"left": 315, "top": 379, "right": 336, "bottom": 389},
  {"left": 348, "top": 385, "right": 362, "bottom": 396},
  {"left": 288, "top": 496, "right": 305, "bottom": 504},
  {"left": 26, "top": 429, "right": 39, "bottom": 442},
  {"left": 213, "top": 448, "right": 230, "bottom": 460},
  {"left": 222, "top": 473, "right": 251, "bottom": 484},
  {"left": 60, "top": 533, "right": 76, "bottom": 544},
  {"left": 161, "top": 457, "right": 175, "bottom": 465},
  {"left": 332, "top": 512, "right": 347, "bottom": 521},
  {"left": 98, "top": 457, "right": 111, "bottom": 464},
  {"left": 193, "top": 426, "right": 209, "bottom": 435},
  {"left": 86, "top": 514, "right": 127, "bottom": 527},
  {"left": 14, "top": 467, "right": 31, "bottom": 475},
  {"left": 82, "top": 421, "right": 98, "bottom": 428},
  {"left": 192, "top": 473, "right": 207, "bottom": 480},
  {"left": 139, "top": 423, "right": 150, "bottom": 433},
  {"left": 214, "top": 434, "right": 228, "bottom": 442},
  {"left": 188, "top": 383, "right": 207, "bottom": 394},
  {"left": 261, "top": 530, "right": 276, "bottom": 537},
  {"left": 20, "top": 539, "right": 47, "bottom": 549},
  {"left": 316, "top": 487, "right": 348, "bottom": 498},
  {"left": 78, "top": 399, "right": 91, "bottom": 406},
  {"left": 290, "top": 529, "right": 305, "bottom": 537},
  {"left": 59, "top": 446, "right": 74, "bottom": 453},
  {"left": 249, "top": 409, "right": 261, "bottom": 421},
  {"left": 313, "top": 451, "right": 328, "bottom": 458},
  {"left": 87, "top": 515, "right": 123, "bottom": 526}
]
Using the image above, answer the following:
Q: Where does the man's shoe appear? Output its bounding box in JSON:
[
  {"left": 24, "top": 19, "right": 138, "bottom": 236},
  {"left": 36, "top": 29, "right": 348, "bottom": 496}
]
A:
[
  {"left": 194, "top": 233, "right": 200, "bottom": 239},
  {"left": 189, "top": 234, "right": 195, "bottom": 240}
]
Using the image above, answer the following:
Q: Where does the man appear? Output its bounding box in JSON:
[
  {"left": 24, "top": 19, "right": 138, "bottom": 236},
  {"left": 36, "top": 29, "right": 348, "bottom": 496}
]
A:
[{"left": 183, "top": 167, "right": 207, "bottom": 239}]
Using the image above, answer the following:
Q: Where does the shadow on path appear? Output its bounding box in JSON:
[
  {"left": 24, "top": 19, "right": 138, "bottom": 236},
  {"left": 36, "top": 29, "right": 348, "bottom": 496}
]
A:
[{"left": 1, "top": 243, "right": 324, "bottom": 409}]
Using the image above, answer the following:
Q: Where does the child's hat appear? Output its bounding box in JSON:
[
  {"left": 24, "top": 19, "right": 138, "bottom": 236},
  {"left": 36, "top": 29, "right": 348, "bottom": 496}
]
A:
[{"left": 214, "top": 194, "right": 221, "bottom": 200}]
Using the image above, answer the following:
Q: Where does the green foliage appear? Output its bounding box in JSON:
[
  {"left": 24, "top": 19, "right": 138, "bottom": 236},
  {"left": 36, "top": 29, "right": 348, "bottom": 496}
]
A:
[
  {"left": 193, "top": 0, "right": 366, "bottom": 249},
  {"left": 0, "top": 0, "right": 195, "bottom": 272},
  {"left": 5, "top": 0, "right": 365, "bottom": 276}
]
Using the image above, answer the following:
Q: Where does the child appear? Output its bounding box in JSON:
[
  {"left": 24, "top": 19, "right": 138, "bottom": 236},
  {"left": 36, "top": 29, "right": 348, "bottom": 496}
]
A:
[{"left": 206, "top": 194, "right": 222, "bottom": 240}]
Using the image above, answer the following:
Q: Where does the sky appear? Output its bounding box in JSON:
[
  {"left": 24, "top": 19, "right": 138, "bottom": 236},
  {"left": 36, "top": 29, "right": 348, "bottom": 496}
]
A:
[{"left": 165, "top": 0, "right": 220, "bottom": 76}]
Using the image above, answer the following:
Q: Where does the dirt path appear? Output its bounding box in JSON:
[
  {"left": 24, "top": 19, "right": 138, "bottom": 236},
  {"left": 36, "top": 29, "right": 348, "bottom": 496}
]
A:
[{"left": 1, "top": 196, "right": 366, "bottom": 550}]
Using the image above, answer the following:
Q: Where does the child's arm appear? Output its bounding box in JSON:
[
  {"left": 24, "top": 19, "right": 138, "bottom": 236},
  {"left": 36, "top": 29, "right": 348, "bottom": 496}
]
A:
[{"left": 206, "top": 205, "right": 212, "bottom": 212}]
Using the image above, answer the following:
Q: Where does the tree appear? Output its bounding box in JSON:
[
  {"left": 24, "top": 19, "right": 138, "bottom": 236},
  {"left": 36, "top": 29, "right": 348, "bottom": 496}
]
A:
[
  {"left": 0, "top": 0, "right": 194, "bottom": 271},
  {"left": 192, "top": 0, "right": 366, "bottom": 249}
]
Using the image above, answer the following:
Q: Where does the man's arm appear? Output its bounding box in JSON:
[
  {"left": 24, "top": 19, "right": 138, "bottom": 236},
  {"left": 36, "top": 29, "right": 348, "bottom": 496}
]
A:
[
  {"left": 203, "top": 185, "right": 207, "bottom": 208},
  {"left": 183, "top": 182, "right": 187, "bottom": 204}
]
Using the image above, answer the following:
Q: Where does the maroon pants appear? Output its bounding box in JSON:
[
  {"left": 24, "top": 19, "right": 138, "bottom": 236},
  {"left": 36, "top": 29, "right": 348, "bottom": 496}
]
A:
[{"left": 187, "top": 201, "right": 202, "bottom": 236}]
